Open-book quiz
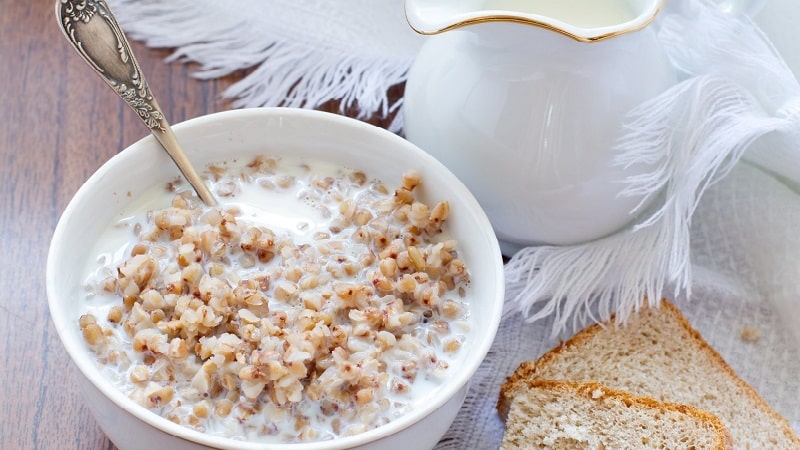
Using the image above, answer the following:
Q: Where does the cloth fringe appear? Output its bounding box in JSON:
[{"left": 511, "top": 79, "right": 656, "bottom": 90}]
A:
[
  {"left": 659, "top": 3, "right": 800, "bottom": 182},
  {"left": 110, "top": 0, "right": 416, "bottom": 132},
  {"left": 505, "top": 4, "right": 800, "bottom": 335}
]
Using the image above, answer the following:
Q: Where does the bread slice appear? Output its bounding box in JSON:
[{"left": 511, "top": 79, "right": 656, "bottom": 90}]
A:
[
  {"left": 499, "top": 300, "right": 800, "bottom": 449},
  {"left": 500, "top": 379, "right": 732, "bottom": 449}
]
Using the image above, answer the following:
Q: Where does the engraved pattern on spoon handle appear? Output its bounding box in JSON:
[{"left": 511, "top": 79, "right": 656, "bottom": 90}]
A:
[
  {"left": 57, "top": 0, "right": 165, "bottom": 132},
  {"left": 56, "top": 0, "right": 217, "bottom": 206}
]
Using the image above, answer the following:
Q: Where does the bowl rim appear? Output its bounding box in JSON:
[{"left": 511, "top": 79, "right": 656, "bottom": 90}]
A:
[{"left": 46, "top": 107, "right": 505, "bottom": 449}]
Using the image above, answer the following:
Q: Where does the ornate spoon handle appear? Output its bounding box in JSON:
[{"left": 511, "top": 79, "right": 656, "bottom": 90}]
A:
[{"left": 56, "top": 0, "right": 217, "bottom": 206}]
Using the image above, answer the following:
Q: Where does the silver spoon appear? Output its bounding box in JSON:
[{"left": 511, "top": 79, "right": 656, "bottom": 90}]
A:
[{"left": 56, "top": 0, "right": 217, "bottom": 206}]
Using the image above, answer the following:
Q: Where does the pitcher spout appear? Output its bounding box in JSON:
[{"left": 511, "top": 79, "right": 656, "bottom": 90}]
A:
[{"left": 405, "top": 0, "right": 665, "bottom": 41}]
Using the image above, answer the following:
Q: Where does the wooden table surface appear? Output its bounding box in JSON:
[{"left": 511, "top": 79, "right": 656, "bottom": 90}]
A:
[{"left": 0, "top": 2, "right": 396, "bottom": 448}]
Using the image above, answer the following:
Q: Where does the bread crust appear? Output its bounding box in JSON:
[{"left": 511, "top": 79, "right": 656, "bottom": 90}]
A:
[
  {"left": 498, "top": 299, "right": 800, "bottom": 447},
  {"left": 504, "top": 379, "right": 733, "bottom": 450}
]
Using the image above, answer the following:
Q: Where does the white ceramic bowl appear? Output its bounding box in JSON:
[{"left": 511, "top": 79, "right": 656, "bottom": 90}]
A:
[{"left": 47, "top": 108, "right": 504, "bottom": 450}]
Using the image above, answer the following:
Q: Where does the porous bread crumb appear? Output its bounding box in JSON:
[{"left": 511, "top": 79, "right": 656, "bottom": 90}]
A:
[
  {"left": 500, "top": 380, "right": 732, "bottom": 450},
  {"left": 499, "top": 300, "right": 800, "bottom": 449},
  {"left": 740, "top": 326, "right": 761, "bottom": 342}
]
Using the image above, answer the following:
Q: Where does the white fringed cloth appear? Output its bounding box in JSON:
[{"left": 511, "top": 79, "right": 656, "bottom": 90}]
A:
[{"left": 110, "top": 0, "right": 800, "bottom": 446}]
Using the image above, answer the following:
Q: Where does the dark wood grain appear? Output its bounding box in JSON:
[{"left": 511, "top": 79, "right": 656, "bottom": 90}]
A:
[{"left": 0, "top": 2, "right": 400, "bottom": 449}]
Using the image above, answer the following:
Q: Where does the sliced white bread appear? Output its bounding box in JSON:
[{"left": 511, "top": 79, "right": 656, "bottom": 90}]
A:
[
  {"left": 499, "top": 300, "right": 800, "bottom": 449},
  {"left": 500, "top": 379, "right": 732, "bottom": 450}
]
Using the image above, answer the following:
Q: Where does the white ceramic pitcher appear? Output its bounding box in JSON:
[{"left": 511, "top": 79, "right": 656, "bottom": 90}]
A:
[{"left": 403, "top": 0, "right": 677, "bottom": 252}]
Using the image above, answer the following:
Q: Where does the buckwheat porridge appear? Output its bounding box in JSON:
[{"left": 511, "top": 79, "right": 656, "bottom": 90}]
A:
[{"left": 77, "top": 155, "right": 472, "bottom": 443}]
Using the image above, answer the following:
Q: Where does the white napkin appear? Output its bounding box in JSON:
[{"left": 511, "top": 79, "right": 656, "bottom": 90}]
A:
[
  {"left": 109, "top": 0, "right": 800, "bottom": 445},
  {"left": 436, "top": 161, "right": 800, "bottom": 448}
]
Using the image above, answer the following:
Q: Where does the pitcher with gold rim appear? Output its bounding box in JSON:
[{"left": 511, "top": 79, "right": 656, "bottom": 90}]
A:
[{"left": 403, "top": 0, "right": 677, "bottom": 253}]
